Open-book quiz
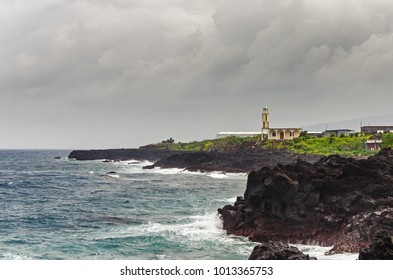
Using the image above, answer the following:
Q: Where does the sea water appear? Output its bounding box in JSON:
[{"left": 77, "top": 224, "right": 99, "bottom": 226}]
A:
[{"left": 0, "top": 150, "right": 356, "bottom": 260}]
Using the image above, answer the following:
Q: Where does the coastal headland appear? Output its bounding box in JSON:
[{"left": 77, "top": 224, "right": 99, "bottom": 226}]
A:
[
  {"left": 219, "top": 148, "right": 393, "bottom": 258},
  {"left": 68, "top": 142, "right": 320, "bottom": 173},
  {"left": 68, "top": 140, "right": 393, "bottom": 259}
]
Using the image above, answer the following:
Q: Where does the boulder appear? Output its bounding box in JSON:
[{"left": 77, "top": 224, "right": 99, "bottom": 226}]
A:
[
  {"left": 249, "top": 241, "right": 311, "bottom": 260},
  {"left": 359, "top": 231, "right": 393, "bottom": 260},
  {"left": 142, "top": 164, "right": 155, "bottom": 169}
]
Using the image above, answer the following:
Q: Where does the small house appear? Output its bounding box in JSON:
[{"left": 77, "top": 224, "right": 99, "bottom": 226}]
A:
[
  {"left": 324, "top": 129, "right": 355, "bottom": 137},
  {"left": 364, "top": 139, "right": 383, "bottom": 150},
  {"left": 305, "top": 131, "right": 323, "bottom": 138},
  {"left": 361, "top": 126, "right": 393, "bottom": 135}
]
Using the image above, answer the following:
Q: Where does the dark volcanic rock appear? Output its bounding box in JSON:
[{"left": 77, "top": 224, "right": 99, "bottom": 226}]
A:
[
  {"left": 68, "top": 148, "right": 177, "bottom": 162},
  {"left": 327, "top": 207, "right": 393, "bottom": 254},
  {"left": 358, "top": 231, "right": 393, "bottom": 260},
  {"left": 154, "top": 152, "right": 217, "bottom": 170},
  {"left": 219, "top": 149, "right": 393, "bottom": 254},
  {"left": 249, "top": 241, "right": 311, "bottom": 260},
  {"left": 68, "top": 148, "right": 319, "bottom": 173},
  {"left": 153, "top": 150, "right": 319, "bottom": 173}
]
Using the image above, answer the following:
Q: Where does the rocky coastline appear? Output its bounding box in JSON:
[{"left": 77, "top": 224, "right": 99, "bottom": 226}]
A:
[
  {"left": 218, "top": 149, "right": 393, "bottom": 258},
  {"left": 68, "top": 147, "right": 320, "bottom": 173},
  {"left": 68, "top": 148, "right": 178, "bottom": 162},
  {"left": 68, "top": 146, "right": 393, "bottom": 259}
]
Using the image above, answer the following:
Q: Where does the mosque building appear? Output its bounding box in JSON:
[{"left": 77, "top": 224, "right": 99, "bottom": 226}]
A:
[
  {"left": 261, "top": 106, "right": 302, "bottom": 140},
  {"left": 217, "top": 107, "right": 302, "bottom": 140}
]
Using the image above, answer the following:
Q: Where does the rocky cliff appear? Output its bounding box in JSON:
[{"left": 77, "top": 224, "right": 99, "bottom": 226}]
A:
[
  {"left": 68, "top": 148, "right": 320, "bottom": 173},
  {"left": 68, "top": 148, "right": 177, "bottom": 162},
  {"left": 218, "top": 149, "right": 393, "bottom": 254}
]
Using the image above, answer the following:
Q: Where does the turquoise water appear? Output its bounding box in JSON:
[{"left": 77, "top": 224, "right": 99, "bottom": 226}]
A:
[
  {"left": 0, "top": 150, "right": 356, "bottom": 260},
  {"left": 0, "top": 150, "right": 255, "bottom": 260}
]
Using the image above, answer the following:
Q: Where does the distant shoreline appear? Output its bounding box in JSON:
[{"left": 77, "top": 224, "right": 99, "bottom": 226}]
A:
[{"left": 68, "top": 146, "right": 320, "bottom": 173}]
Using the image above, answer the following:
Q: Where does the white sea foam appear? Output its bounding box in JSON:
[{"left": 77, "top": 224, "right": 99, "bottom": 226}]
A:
[
  {"left": 146, "top": 168, "right": 247, "bottom": 179},
  {"left": 213, "top": 196, "right": 238, "bottom": 203},
  {"left": 205, "top": 171, "right": 247, "bottom": 179},
  {"left": 226, "top": 172, "right": 248, "bottom": 178},
  {"left": 1, "top": 252, "right": 31, "bottom": 260},
  {"left": 122, "top": 160, "right": 141, "bottom": 164},
  {"left": 106, "top": 173, "right": 120, "bottom": 178},
  {"left": 95, "top": 212, "right": 227, "bottom": 242},
  {"left": 150, "top": 167, "right": 189, "bottom": 175},
  {"left": 295, "top": 244, "right": 358, "bottom": 260},
  {"left": 93, "top": 211, "right": 256, "bottom": 259},
  {"left": 106, "top": 158, "right": 248, "bottom": 180},
  {"left": 207, "top": 172, "right": 228, "bottom": 179}
]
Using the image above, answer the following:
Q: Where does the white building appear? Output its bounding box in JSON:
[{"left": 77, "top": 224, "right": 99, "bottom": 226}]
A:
[
  {"left": 216, "top": 107, "right": 302, "bottom": 141},
  {"left": 216, "top": 132, "right": 261, "bottom": 139}
]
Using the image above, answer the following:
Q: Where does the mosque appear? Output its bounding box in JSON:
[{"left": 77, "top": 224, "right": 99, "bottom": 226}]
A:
[{"left": 216, "top": 107, "right": 302, "bottom": 141}]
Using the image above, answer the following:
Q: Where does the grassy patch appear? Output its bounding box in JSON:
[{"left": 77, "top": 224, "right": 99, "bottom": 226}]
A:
[
  {"left": 149, "top": 135, "right": 379, "bottom": 157},
  {"left": 153, "top": 136, "right": 259, "bottom": 152},
  {"left": 277, "top": 136, "right": 377, "bottom": 156}
]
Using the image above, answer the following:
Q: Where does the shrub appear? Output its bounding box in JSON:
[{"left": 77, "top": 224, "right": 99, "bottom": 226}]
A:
[{"left": 381, "top": 133, "right": 393, "bottom": 149}]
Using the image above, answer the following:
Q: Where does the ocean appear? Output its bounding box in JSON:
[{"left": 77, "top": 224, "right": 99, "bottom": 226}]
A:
[{"left": 0, "top": 150, "right": 356, "bottom": 260}]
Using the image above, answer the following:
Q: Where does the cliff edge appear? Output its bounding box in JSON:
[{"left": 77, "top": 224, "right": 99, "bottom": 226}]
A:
[{"left": 218, "top": 149, "right": 393, "bottom": 254}]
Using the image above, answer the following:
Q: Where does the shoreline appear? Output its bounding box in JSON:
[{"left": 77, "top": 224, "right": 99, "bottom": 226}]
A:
[
  {"left": 67, "top": 147, "right": 393, "bottom": 259},
  {"left": 68, "top": 147, "right": 321, "bottom": 173}
]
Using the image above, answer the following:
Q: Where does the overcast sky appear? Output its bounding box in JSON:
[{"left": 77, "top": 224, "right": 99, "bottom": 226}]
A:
[{"left": 2, "top": 0, "right": 393, "bottom": 149}]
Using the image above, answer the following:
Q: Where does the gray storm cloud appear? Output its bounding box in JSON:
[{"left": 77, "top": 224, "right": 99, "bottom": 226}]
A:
[{"left": 1, "top": 0, "right": 393, "bottom": 148}]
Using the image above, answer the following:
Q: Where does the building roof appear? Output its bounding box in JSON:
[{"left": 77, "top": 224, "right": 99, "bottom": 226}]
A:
[
  {"left": 217, "top": 132, "right": 261, "bottom": 135},
  {"left": 361, "top": 125, "right": 393, "bottom": 128},
  {"left": 364, "top": 139, "right": 383, "bottom": 143},
  {"left": 325, "top": 129, "right": 354, "bottom": 132},
  {"left": 306, "top": 131, "right": 323, "bottom": 134},
  {"left": 269, "top": 128, "right": 302, "bottom": 130}
]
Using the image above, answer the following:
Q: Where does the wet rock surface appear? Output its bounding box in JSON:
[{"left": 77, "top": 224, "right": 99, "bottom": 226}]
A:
[
  {"left": 68, "top": 148, "right": 178, "bottom": 162},
  {"left": 358, "top": 231, "right": 393, "bottom": 260},
  {"left": 249, "top": 241, "right": 312, "bottom": 260},
  {"left": 153, "top": 150, "right": 319, "bottom": 173},
  {"left": 219, "top": 149, "right": 393, "bottom": 255}
]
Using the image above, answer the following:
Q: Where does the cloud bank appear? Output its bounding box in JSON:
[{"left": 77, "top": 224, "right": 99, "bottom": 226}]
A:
[{"left": 2, "top": 0, "right": 393, "bottom": 148}]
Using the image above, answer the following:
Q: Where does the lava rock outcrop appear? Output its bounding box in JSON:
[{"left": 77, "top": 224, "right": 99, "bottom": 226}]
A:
[
  {"left": 249, "top": 241, "right": 312, "bottom": 260},
  {"left": 219, "top": 149, "right": 393, "bottom": 254}
]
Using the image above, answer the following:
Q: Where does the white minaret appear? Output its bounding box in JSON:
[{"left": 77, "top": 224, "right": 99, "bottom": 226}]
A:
[{"left": 262, "top": 106, "right": 270, "bottom": 138}]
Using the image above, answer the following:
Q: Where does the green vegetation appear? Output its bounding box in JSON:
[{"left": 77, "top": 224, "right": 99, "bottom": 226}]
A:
[
  {"left": 155, "top": 136, "right": 259, "bottom": 152},
  {"left": 381, "top": 133, "right": 393, "bottom": 149},
  {"left": 277, "top": 135, "right": 377, "bottom": 156},
  {"left": 152, "top": 134, "right": 381, "bottom": 157},
  {"left": 161, "top": 137, "right": 175, "bottom": 144}
]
